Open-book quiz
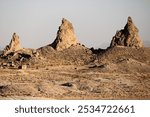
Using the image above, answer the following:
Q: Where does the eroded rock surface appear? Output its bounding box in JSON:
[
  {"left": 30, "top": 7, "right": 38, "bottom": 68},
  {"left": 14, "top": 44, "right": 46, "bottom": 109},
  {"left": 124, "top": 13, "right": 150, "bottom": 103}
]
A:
[
  {"left": 51, "top": 18, "right": 78, "bottom": 51},
  {"left": 3, "top": 33, "right": 22, "bottom": 55},
  {"left": 110, "top": 17, "right": 143, "bottom": 48}
]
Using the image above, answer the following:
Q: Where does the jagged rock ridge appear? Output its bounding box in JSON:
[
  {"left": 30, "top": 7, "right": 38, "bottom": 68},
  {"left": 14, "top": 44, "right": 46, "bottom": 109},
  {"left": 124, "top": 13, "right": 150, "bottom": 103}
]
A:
[
  {"left": 3, "top": 33, "right": 22, "bottom": 55},
  {"left": 51, "top": 18, "right": 78, "bottom": 51},
  {"left": 110, "top": 16, "right": 143, "bottom": 48}
]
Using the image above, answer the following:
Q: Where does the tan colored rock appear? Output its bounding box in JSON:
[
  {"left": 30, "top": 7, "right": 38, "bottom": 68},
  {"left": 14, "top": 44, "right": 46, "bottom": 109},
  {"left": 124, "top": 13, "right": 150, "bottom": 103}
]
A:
[
  {"left": 110, "top": 16, "right": 143, "bottom": 48},
  {"left": 3, "top": 33, "right": 22, "bottom": 55},
  {"left": 51, "top": 18, "right": 78, "bottom": 51},
  {"left": 18, "top": 65, "right": 27, "bottom": 70}
]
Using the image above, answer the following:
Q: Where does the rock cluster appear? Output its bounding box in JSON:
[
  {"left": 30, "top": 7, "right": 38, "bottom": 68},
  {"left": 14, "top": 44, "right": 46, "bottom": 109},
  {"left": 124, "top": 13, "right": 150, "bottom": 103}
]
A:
[
  {"left": 0, "top": 17, "right": 146, "bottom": 70},
  {"left": 110, "top": 17, "right": 143, "bottom": 48},
  {"left": 51, "top": 18, "right": 78, "bottom": 51},
  {"left": 3, "top": 33, "right": 22, "bottom": 55}
]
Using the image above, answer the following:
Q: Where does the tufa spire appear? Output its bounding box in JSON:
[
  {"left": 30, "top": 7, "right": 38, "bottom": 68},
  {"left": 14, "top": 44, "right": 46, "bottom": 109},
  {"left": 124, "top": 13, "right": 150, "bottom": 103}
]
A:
[
  {"left": 51, "top": 18, "right": 78, "bottom": 51},
  {"left": 110, "top": 16, "right": 143, "bottom": 48}
]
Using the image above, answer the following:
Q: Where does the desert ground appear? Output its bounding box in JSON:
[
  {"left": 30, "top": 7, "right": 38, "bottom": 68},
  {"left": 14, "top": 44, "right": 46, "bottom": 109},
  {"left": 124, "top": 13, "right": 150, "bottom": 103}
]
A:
[
  {"left": 0, "top": 46, "right": 150, "bottom": 100},
  {"left": 0, "top": 17, "right": 150, "bottom": 100},
  {"left": 0, "top": 65, "right": 150, "bottom": 100}
]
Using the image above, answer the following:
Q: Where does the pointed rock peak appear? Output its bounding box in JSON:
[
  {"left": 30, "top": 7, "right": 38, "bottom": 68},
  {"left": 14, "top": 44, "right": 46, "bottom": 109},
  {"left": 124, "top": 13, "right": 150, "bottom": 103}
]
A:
[
  {"left": 62, "top": 18, "right": 68, "bottom": 23},
  {"left": 62, "top": 18, "right": 73, "bottom": 30},
  {"left": 127, "top": 16, "right": 133, "bottom": 24},
  {"left": 110, "top": 17, "right": 143, "bottom": 48},
  {"left": 51, "top": 18, "right": 78, "bottom": 51},
  {"left": 12, "top": 32, "right": 17, "bottom": 38},
  {"left": 9, "top": 32, "right": 22, "bottom": 51},
  {"left": 11, "top": 33, "right": 20, "bottom": 42},
  {"left": 125, "top": 16, "right": 138, "bottom": 33},
  {"left": 3, "top": 32, "right": 22, "bottom": 55}
]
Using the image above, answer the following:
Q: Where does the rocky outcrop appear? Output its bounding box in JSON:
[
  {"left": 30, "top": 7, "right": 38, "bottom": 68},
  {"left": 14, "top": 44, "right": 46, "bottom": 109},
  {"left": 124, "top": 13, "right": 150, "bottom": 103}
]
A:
[
  {"left": 110, "top": 16, "right": 143, "bottom": 48},
  {"left": 3, "top": 33, "right": 22, "bottom": 55},
  {"left": 51, "top": 18, "right": 78, "bottom": 51}
]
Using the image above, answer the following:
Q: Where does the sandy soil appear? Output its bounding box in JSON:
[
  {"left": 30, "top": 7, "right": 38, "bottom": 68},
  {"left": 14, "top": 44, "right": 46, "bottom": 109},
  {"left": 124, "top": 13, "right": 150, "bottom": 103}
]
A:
[{"left": 0, "top": 65, "right": 150, "bottom": 100}]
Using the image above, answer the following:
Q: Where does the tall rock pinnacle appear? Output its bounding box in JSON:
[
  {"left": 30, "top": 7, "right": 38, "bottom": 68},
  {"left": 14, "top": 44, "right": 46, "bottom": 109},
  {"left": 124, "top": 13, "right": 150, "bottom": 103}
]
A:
[
  {"left": 110, "top": 16, "right": 143, "bottom": 48},
  {"left": 3, "top": 33, "right": 22, "bottom": 55},
  {"left": 51, "top": 18, "right": 78, "bottom": 51}
]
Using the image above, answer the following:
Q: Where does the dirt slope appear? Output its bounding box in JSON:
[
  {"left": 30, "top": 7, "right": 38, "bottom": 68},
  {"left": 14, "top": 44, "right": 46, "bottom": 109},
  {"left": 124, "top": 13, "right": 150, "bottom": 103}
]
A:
[{"left": 0, "top": 47, "right": 150, "bottom": 99}]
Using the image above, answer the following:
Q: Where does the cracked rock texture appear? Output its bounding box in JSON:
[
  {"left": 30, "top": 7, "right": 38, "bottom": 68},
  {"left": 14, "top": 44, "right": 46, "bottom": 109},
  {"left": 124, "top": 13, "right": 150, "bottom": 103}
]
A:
[
  {"left": 3, "top": 33, "right": 22, "bottom": 55},
  {"left": 51, "top": 18, "right": 78, "bottom": 51},
  {"left": 110, "top": 17, "right": 143, "bottom": 48}
]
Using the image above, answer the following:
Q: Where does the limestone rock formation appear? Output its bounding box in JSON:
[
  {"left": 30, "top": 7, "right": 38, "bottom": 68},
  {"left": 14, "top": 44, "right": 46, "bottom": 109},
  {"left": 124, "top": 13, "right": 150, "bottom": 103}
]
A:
[
  {"left": 51, "top": 18, "right": 78, "bottom": 51},
  {"left": 110, "top": 16, "right": 143, "bottom": 48},
  {"left": 3, "top": 33, "right": 22, "bottom": 55}
]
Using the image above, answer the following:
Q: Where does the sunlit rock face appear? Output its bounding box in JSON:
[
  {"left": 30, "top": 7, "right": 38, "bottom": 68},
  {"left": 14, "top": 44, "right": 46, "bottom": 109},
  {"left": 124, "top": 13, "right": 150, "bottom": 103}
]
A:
[
  {"left": 110, "top": 16, "right": 143, "bottom": 48},
  {"left": 51, "top": 18, "right": 78, "bottom": 51},
  {"left": 3, "top": 33, "right": 22, "bottom": 55}
]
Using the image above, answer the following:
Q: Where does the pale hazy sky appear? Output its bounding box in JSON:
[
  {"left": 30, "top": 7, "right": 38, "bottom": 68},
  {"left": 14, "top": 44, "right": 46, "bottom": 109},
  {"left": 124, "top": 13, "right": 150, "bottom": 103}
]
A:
[{"left": 0, "top": 0, "right": 150, "bottom": 49}]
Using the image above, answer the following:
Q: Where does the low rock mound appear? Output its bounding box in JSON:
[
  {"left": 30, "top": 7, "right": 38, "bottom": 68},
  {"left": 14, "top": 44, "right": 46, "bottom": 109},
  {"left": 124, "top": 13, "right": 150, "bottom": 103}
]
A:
[
  {"left": 37, "top": 44, "right": 95, "bottom": 66},
  {"left": 98, "top": 47, "right": 150, "bottom": 65},
  {"left": 110, "top": 17, "right": 143, "bottom": 48},
  {"left": 0, "top": 48, "right": 39, "bottom": 69}
]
